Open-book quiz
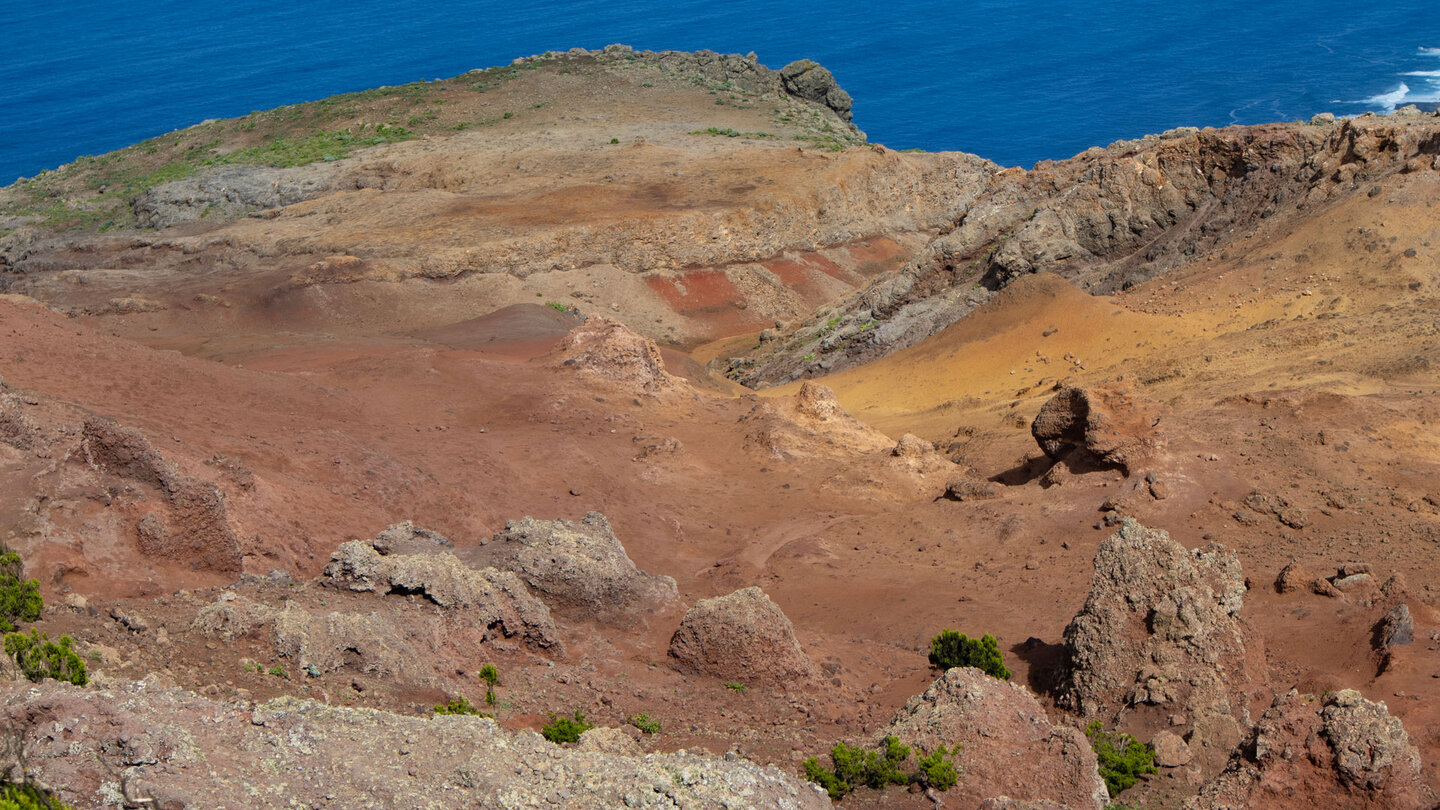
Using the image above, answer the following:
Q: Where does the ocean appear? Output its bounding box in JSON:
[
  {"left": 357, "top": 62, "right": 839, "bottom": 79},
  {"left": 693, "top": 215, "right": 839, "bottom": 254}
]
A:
[{"left": 3, "top": 1, "right": 1440, "bottom": 184}]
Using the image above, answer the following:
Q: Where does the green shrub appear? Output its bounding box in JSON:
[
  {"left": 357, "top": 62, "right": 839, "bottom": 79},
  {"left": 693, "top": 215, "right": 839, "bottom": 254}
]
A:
[
  {"left": 723, "top": 681, "right": 748, "bottom": 694},
  {"left": 266, "top": 664, "right": 288, "bottom": 679},
  {"left": 803, "top": 736, "right": 952, "bottom": 800},
  {"left": 541, "top": 710, "right": 593, "bottom": 743},
  {"left": 0, "top": 781, "right": 76, "bottom": 809},
  {"left": 628, "top": 712, "right": 661, "bottom": 734},
  {"left": 0, "top": 550, "right": 42, "bottom": 633},
  {"left": 434, "top": 696, "right": 486, "bottom": 716},
  {"left": 1086, "top": 721, "right": 1157, "bottom": 796},
  {"left": 4, "top": 630, "right": 87, "bottom": 686},
  {"left": 479, "top": 664, "right": 499, "bottom": 705},
  {"left": 928, "top": 630, "right": 1011, "bottom": 679},
  {"left": 915, "top": 744, "right": 959, "bottom": 791}
]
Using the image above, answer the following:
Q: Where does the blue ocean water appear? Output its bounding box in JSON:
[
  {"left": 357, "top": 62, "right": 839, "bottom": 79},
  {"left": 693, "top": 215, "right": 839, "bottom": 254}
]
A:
[{"left": 3, "top": 1, "right": 1440, "bottom": 184}]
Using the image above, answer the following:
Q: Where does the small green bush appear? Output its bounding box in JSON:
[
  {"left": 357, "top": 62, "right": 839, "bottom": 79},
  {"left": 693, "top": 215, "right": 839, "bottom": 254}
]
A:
[
  {"left": 266, "top": 664, "right": 288, "bottom": 679},
  {"left": 0, "top": 781, "right": 76, "bottom": 809},
  {"left": 1086, "top": 721, "right": 1157, "bottom": 797},
  {"left": 915, "top": 744, "right": 959, "bottom": 791},
  {"left": 723, "top": 681, "right": 748, "bottom": 694},
  {"left": 479, "top": 664, "right": 499, "bottom": 686},
  {"left": 434, "top": 696, "right": 486, "bottom": 716},
  {"left": 928, "top": 630, "right": 1011, "bottom": 680},
  {"left": 4, "top": 630, "right": 87, "bottom": 686},
  {"left": 628, "top": 712, "right": 661, "bottom": 734},
  {"left": 541, "top": 710, "right": 593, "bottom": 743},
  {"left": 803, "top": 736, "right": 957, "bottom": 800},
  {"left": 0, "top": 550, "right": 42, "bottom": 633}
]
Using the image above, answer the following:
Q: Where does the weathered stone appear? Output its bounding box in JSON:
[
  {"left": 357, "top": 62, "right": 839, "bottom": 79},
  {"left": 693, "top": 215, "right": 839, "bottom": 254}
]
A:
[
  {"left": 668, "top": 586, "right": 816, "bottom": 687},
  {"left": 478, "top": 512, "right": 678, "bottom": 626},
  {"left": 1152, "top": 730, "right": 1193, "bottom": 767},
  {"left": 883, "top": 667, "right": 1108, "bottom": 810},
  {"left": 1031, "top": 386, "right": 1163, "bottom": 474},
  {"left": 1059, "top": 519, "right": 1263, "bottom": 771},
  {"left": 1188, "top": 690, "right": 1434, "bottom": 809},
  {"left": 0, "top": 679, "right": 828, "bottom": 810}
]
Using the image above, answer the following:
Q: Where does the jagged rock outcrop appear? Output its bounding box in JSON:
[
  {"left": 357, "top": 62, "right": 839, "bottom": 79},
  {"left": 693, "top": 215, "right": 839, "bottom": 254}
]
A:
[
  {"left": 1031, "top": 385, "right": 1163, "bottom": 474},
  {"left": 0, "top": 678, "right": 830, "bottom": 810},
  {"left": 81, "top": 417, "right": 242, "bottom": 574},
  {"left": 131, "top": 164, "right": 339, "bottom": 229},
  {"left": 1186, "top": 689, "right": 1435, "bottom": 809},
  {"left": 477, "top": 512, "right": 678, "bottom": 626},
  {"left": 549, "top": 317, "right": 684, "bottom": 394},
  {"left": 740, "top": 382, "right": 893, "bottom": 460},
  {"left": 321, "top": 538, "right": 561, "bottom": 650},
  {"left": 1059, "top": 519, "right": 1265, "bottom": 768},
  {"left": 668, "top": 586, "right": 817, "bottom": 686},
  {"left": 882, "top": 667, "right": 1108, "bottom": 810},
  {"left": 737, "top": 113, "right": 1440, "bottom": 386},
  {"left": 778, "top": 59, "right": 854, "bottom": 122}
]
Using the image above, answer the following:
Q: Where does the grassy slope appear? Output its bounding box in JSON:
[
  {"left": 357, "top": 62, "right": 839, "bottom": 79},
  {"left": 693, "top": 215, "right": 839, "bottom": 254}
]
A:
[{"left": 0, "top": 54, "right": 862, "bottom": 236}]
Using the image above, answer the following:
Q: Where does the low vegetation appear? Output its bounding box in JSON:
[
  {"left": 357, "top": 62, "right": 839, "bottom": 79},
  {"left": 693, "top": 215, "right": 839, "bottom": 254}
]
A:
[
  {"left": 0, "top": 781, "right": 76, "bottom": 809},
  {"left": 803, "top": 736, "right": 958, "bottom": 801},
  {"left": 627, "top": 713, "right": 661, "bottom": 734},
  {"left": 928, "top": 630, "right": 1011, "bottom": 680},
  {"left": 479, "top": 663, "right": 499, "bottom": 706},
  {"left": 1086, "top": 721, "right": 1157, "bottom": 797},
  {"left": 540, "top": 710, "right": 593, "bottom": 744},
  {"left": 433, "top": 696, "right": 487, "bottom": 717},
  {"left": 4, "top": 630, "right": 87, "bottom": 686},
  {"left": 0, "top": 549, "right": 42, "bottom": 633}
]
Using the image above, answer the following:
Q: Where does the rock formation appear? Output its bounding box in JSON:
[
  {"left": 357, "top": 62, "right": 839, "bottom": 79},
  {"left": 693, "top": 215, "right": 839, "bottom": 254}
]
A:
[
  {"left": 882, "top": 667, "right": 1109, "bottom": 810},
  {"left": 0, "top": 678, "right": 829, "bottom": 810},
  {"left": 668, "top": 586, "right": 817, "bottom": 686},
  {"left": 549, "top": 317, "right": 683, "bottom": 395},
  {"left": 81, "top": 418, "right": 243, "bottom": 575},
  {"left": 321, "top": 538, "right": 560, "bottom": 649},
  {"left": 1059, "top": 519, "right": 1264, "bottom": 769},
  {"left": 1030, "top": 385, "right": 1163, "bottom": 475},
  {"left": 477, "top": 512, "right": 678, "bottom": 626},
  {"left": 1187, "top": 690, "right": 1435, "bottom": 809}
]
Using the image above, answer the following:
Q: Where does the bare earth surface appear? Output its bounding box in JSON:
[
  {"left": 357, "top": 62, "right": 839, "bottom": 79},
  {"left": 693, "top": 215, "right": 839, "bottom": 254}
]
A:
[{"left": 0, "top": 47, "right": 1438, "bottom": 810}]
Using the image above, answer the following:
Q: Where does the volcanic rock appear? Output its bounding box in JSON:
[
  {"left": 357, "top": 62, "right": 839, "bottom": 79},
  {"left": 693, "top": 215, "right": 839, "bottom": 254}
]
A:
[
  {"left": 549, "top": 316, "right": 683, "bottom": 395},
  {"left": 1375, "top": 603, "right": 1414, "bottom": 649},
  {"left": 1274, "top": 558, "right": 1318, "bottom": 594},
  {"left": 1030, "top": 386, "right": 1162, "bottom": 474},
  {"left": 322, "top": 539, "right": 560, "bottom": 649},
  {"left": 1187, "top": 689, "right": 1434, "bottom": 809},
  {"left": 1152, "top": 729, "right": 1193, "bottom": 768},
  {"left": 778, "top": 59, "right": 854, "bottom": 122},
  {"left": 370, "top": 520, "right": 454, "bottom": 555},
  {"left": 0, "top": 678, "right": 829, "bottom": 810},
  {"left": 1058, "top": 519, "right": 1263, "bottom": 767},
  {"left": 478, "top": 511, "right": 678, "bottom": 626},
  {"left": 668, "top": 586, "right": 817, "bottom": 686},
  {"left": 80, "top": 418, "right": 242, "bottom": 575},
  {"left": 882, "top": 667, "right": 1108, "bottom": 810}
]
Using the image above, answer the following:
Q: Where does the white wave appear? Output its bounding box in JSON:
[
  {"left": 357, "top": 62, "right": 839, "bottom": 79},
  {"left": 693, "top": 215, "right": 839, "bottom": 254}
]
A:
[
  {"left": 1420, "top": 46, "right": 1440, "bottom": 56},
  {"left": 1402, "top": 70, "right": 1440, "bottom": 77},
  {"left": 1363, "top": 82, "right": 1411, "bottom": 111}
]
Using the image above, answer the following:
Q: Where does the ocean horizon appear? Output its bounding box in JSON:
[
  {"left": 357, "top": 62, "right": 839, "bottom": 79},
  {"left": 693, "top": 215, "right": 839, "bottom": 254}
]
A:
[{"left": 3, "top": 1, "right": 1440, "bottom": 185}]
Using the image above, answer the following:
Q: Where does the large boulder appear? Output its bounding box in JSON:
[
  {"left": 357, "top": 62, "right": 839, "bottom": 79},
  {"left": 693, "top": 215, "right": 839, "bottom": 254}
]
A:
[
  {"left": 1187, "top": 690, "right": 1435, "bottom": 809},
  {"left": 668, "top": 586, "right": 817, "bottom": 687},
  {"left": 478, "top": 512, "right": 678, "bottom": 626},
  {"left": 882, "top": 667, "right": 1108, "bottom": 810},
  {"left": 0, "top": 679, "right": 830, "bottom": 810},
  {"left": 779, "top": 59, "right": 854, "bottom": 121},
  {"left": 1058, "top": 519, "right": 1264, "bottom": 769},
  {"left": 1031, "top": 386, "right": 1163, "bottom": 474}
]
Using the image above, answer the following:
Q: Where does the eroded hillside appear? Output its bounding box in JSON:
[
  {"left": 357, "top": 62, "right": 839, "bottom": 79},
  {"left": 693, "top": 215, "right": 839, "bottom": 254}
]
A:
[{"left": 0, "top": 47, "right": 1438, "bottom": 810}]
